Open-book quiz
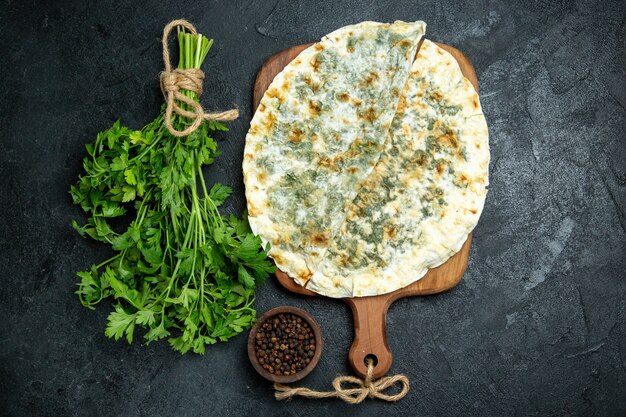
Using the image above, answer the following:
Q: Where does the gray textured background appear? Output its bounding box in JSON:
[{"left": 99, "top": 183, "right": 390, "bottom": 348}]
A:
[{"left": 0, "top": 0, "right": 624, "bottom": 416}]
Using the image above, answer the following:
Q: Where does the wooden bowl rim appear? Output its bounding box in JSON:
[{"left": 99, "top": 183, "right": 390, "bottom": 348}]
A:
[{"left": 247, "top": 306, "right": 323, "bottom": 383}]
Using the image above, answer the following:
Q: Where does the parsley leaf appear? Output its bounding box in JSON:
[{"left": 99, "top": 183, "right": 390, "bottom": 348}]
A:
[{"left": 208, "top": 184, "right": 233, "bottom": 207}]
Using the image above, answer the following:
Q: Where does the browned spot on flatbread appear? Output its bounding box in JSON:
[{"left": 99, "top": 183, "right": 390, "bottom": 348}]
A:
[
  {"left": 430, "top": 90, "right": 443, "bottom": 102},
  {"left": 288, "top": 128, "right": 304, "bottom": 143},
  {"left": 272, "top": 253, "right": 285, "bottom": 265},
  {"left": 266, "top": 87, "right": 284, "bottom": 102},
  {"left": 314, "top": 43, "right": 324, "bottom": 51},
  {"left": 396, "top": 96, "right": 407, "bottom": 114},
  {"left": 248, "top": 202, "right": 262, "bottom": 217},
  {"left": 310, "top": 55, "right": 321, "bottom": 72},
  {"left": 405, "top": 165, "right": 425, "bottom": 183},
  {"left": 260, "top": 111, "right": 277, "bottom": 132},
  {"left": 337, "top": 92, "right": 350, "bottom": 102},
  {"left": 471, "top": 95, "right": 480, "bottom": 110},
  {"left": 351, "top": 97, "right": 363, "bottom": 107},
  {"left": 303, "top": 74, "right": 321, "bottom": 93},
  {"left": 409, "top": 150, "right": 427, "bottom": 166},
  {"left": 318, "top": 156, "right": 339, "bottom": 171},
  {"left": 297, "top": 269, "right": 313, "bottom": 284},
  {"left": 248, "top": 124, "right": 260, "bottom": 136},
  {"left": 360, "top": 71, "right": 379, "bottom": 87},
  {"left": 318, "top": 156, "right": 331, "bottom": 167},
  {"left": 438, "top": 131, "right": 459, "bottom": 149},
  {"left": 384, "top": 225, "right": 397, "bottom": 240},
  {"left": 347, "top": 166, "right": 359, "bottom": 175},
  {"left": 345, "top": 139, "right": 369, "bottom": 160},
  {"left": 311, "top": 232, "right": 329, "bottom": 246},
  {"left": 436, "top": 161, "right": 446, "bottom": 175},
  {"left": 358, "top": 107, "right": 378, "bottom": 123},
  {"left": 308, "top": 100, "right": 322, "bottom": 116},
  {"left": 357, "top": 180, "right": 383, "bottom": 205}
]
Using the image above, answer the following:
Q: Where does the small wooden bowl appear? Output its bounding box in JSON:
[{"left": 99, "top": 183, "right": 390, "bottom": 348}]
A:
[{"left": 247, "top": 306, "right": 323, "bottom": 383}]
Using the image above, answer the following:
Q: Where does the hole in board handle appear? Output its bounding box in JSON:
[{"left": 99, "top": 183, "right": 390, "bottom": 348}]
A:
[{"left": 364, "top": 354, "right": 378, "bottom": 367}]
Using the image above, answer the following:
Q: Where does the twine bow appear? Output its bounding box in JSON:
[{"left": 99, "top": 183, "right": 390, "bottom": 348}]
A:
[
  {"left": 274, "top": 359, "right": 410, "bottom": 404},
  {"left": 159, "top": 19, "right": 238, "bottom": 137}
]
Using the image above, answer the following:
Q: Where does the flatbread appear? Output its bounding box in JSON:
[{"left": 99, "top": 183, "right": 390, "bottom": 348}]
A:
[
  {"left": 309, "top": 40, "right": 489, "bottom": 297},
  {"left": 243, "top": 21, "right": 426, "bottom": 296}
]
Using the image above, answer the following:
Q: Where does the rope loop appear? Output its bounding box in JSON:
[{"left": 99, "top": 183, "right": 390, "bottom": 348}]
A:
[
  {"left": 159, "top": 19, "right": 238, "bottom": 137},
  {"left": 274, "top": 359, "right": 410, "bottom": 404}
]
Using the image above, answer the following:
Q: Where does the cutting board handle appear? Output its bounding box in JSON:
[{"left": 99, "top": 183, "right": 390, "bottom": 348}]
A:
[{"left": 345, "top": 296, "right": 394, "bottom": 379}]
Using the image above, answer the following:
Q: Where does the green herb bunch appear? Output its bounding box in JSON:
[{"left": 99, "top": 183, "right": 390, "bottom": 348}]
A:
[{"left": 70, "top": 27, "right": 274, "bottom": 354}]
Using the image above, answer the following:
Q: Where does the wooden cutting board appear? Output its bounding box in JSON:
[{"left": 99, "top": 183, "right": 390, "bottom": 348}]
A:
[{"left": 252, "top": 41, "right": 479, "bottom": 379}]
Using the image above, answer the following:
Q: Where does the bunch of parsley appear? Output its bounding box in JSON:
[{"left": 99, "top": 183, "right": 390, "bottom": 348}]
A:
[{"left": 70, "top": 27, "right": 274, "bottom": 354}]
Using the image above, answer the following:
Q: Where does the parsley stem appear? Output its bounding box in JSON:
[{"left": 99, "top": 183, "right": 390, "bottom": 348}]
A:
[
  {"left": 197, "top": 157, "right": 225, "bottom": 230},
  {"left": 95, "top": 253, "right": 122, "bottom": 270}
]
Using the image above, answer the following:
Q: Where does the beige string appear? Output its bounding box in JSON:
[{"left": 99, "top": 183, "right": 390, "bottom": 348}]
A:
[
  {"left": 274, "top": 360, "right": 410, "bottom": 404},
  {"left": 159, "top": 19, "right": 238, "bottom": 137}
]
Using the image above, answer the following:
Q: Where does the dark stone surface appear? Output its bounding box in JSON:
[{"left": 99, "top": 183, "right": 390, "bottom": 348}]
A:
[{"left": 0, "top": 0, "right": 624, "bottom": 415}]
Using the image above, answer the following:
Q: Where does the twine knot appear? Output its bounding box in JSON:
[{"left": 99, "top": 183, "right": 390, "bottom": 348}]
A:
[
  {"left": 160, "top": 68, "right": 204, "bottom": 96},
  {"left": 160, "top": 19, "right": 238, "bottom": 137},
  {"left": 274, "top": 360, "right": 410, "bottom": 404}
]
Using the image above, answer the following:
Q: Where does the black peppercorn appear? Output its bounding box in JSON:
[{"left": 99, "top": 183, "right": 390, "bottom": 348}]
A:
[{"left": 253, "top": 312, "right": 317, "bottom": 377}]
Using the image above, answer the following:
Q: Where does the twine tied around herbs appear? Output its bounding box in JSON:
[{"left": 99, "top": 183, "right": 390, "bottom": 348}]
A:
[
  {"left": 274, "top": 359, "right": 410, "bottom": 404},
  {"left": 159, "top": 19, "right": 238, "bottom": 137}
]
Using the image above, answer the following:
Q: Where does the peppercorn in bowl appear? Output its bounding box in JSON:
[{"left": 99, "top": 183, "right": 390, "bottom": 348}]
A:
[{"left": 247, "top": 306, "right": 323, "bottom": 383}]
